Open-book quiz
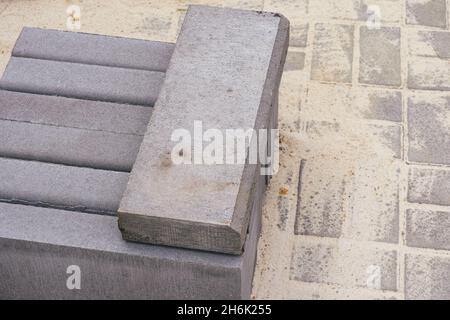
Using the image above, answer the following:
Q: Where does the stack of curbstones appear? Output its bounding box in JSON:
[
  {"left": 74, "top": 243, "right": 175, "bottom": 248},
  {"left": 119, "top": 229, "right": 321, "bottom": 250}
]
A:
[{"left": 0, "top": 6, "right": 288, "bottom": 299}]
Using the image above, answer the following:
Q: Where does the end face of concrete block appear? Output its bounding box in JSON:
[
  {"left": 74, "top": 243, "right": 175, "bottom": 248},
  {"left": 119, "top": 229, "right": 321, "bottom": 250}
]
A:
[{"left": 118, "top": 5, "right": 289, "bottom": 254}]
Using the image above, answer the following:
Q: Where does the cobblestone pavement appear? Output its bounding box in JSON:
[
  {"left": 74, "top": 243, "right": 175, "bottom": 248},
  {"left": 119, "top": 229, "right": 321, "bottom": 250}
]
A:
[{"left": 1, "top": 0, "right": 450, "bottom": 300}]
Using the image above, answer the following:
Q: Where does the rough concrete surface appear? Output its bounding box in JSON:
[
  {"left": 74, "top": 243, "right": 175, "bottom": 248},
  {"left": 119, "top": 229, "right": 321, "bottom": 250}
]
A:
[
  {"left": 1, "top": 0, "right": 450, "bottom": 299},
  {"left": 118, "top": 5, "right": 288, "bottom": 255}
]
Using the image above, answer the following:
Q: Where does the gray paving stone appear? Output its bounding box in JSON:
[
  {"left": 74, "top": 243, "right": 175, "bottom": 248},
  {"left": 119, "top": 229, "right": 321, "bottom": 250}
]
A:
[
  {"left": 406, "top": 209, "right": 450, "bottom": 250},
  {"left": 309, "top": 0, "right": 402, "bottom": 23},
  {"left": 12, "top": 27, "right": 175, "bottom": 72},
  {"left": 284, "top": 51, "right": 305, "bottom": 71},
  {"left": 408, "top": 167, "right": 450, "bottom": 206},
  {"left": 405, "top": 253, "right": 450, "bottom": 299},
  {"left": 359, "top": 26, "right": 401, "bottom": 87},
  {"left": 118, "top": 6, "right": 288, "bottom": 254},
  {"left": 407, "top": 93, "right": 450, "bottom": 165},
  {"left": 406, "top": 0, "right": 447, "bottom": 28},
  {"left": 408, "top": 57, "right": 450, "bottom": 91},
  {"left": 0, "top": 120, "right": 142, "bottom": 171},
  {"left": 289, "top": 242, "right": 398, "bottom": 291},
  {"left": 304, "top": 83, "right": 402, "bottom": 122},
  {"left": 295, "top": 154, "right": 400, "bottom": 243},
  {"left": 311, "top": 23, "right": 354, "bottom": 83},
  {"left": 290, "top": 24, "right": 308, "bottom": 47},
  {"left": 0, "top": 189, "right": 262, "bottom": 299},
  {"left": 0, "top": 90, "right": 151, "bottom": 135},
  {"left": 0, "top": 158, "right": 128, "bottom": 214},
  {"left": 355, "top": 88, "right": 402, "bottom": 122},
  {"left": 408, "top": 30, "right": 450, "bottom": 59},
  {"left": 0, "top": 57, "right": 165, "bottom": 105}
]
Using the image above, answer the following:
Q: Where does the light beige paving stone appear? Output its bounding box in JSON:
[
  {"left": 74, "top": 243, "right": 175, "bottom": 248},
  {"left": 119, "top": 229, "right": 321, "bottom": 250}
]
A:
[
  {"left": 405, "top": 253, "right": 450, "bottom": 299},
  {"left": 406, "top": 0, "right": 447, "bottom": 28},
  {"left": 290, "top": 24, "right": 309, "bottom": 47},
  {"left": 408, "top": 167, "right": 450, "bottom": 206},
  {"left": 303, "top": 82, "right": 402, "bottom": 122},
  {"left": 282, "top": 281, "right": 400, "bottom": 299},
  {"left": 359, "top": 26, "right": 401, "bottom": 87},
  {"left": 407, "top": 92, "right": 450, "bottom": 165},
  {"left": 311, "top": 23, "right": 354, "bottom": 83},
  {"left": 406, "top": 209, "right": 450, "bottom": 251},
  {"left": 295, "top": 154, "right": 400, "bottom": 243},
  {"left": 264, "top": 0, "right": 308, "bottom": 20},
  {"left": 290, "top": 241, "right": 398, "bottom": 291},
  {"left": 284, "top": 51, "right": 305, "bottom": 72},
  {"left": 408, "top": 57, "right": 450, "bottom": 90},
  {"left": 408, "top": 30, "right": 450, "bottom": 59},
  {"left": 309, "top": 0, "right": 401, "bottom": 22}
]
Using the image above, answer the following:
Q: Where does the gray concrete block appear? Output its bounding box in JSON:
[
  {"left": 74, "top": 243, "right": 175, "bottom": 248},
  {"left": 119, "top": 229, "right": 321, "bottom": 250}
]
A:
[
  {"left": 406, "top": 209, "right": 450, "bottom": 251},
  {"left": 0, "top": 172, "right": 264, "bottom": 299},
  {"left": 407, "top": 93, "right": 450, "bottom": 165},
  {"left": 408, "top": 167, "right": 450, "bottom": 207},
  {"left": 12, "top": 27, "right": 175, "bottom": 72},
  {"left": 406, "top": 0, "right": 447, "bottom": 28},
  {"left": 0, "top": 158, "right": 128, "bottom": 214},
  {"left": 405, "top": 253, "right": 450, "bottom": 300},
  {"left": 0, "top": 120, "right": 142, "bottom": 171},
  {"left": 311, "top": 23, "right": 354, "bottom": 83},
  {"left": 359, "top": 26, "right": 401, "bottom": 87},
  {"left": 118, "top": 5, "right": 288, "bottom": 254},
  {"left": 0, "top": 57, "right": 165, "bottom": 106},
  {"left": 0, "top": 90, "right": 152, "bottom": 135}
]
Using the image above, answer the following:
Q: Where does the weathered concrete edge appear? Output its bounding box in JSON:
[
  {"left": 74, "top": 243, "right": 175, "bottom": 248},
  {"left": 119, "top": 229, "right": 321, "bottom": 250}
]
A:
[
  {"left": 229, "top": 10, "right": 289, "bottom": 248},
  {"left": 118, "top": 6, "right": 289, "bottom": 254}
]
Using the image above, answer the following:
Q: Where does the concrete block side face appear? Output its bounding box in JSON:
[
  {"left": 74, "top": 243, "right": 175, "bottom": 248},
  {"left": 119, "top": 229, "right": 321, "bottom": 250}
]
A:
[
  {"left": 0, "top": 119, "right": 143, "bottom": 171},
  {"left": 0, "top": 57, "right": 165, "bottom": 106},
  {"left": 12, "top": 27, "right": 175, "bottom": 72},
  {"left": 119, "top": 5, "right": 288, "bottom": 254},
  {"left": 0, "top": 158, "right": 128, "bottom": 214},
  {"left": 0, "top": 240, "right": 241, "bottom": 300},
  {"left": 0, "top": 203, "right": 252, "bottom": 299},
  {"left": 0, "top": 90, "right": 152, "bottom": 135}
]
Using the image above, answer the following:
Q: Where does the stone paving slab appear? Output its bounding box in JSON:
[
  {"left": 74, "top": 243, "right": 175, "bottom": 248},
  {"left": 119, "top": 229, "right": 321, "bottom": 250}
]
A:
[
  {"left": 311, "top": 23, "right": 354, "bottom": 83},
  {"left": 119, "top": 6, "right": 288, "bottom": 254},
  {"left": 0, "top": 120, "right": 142, "bottom": 171},
  {"left": 0, "top": 158, "right": 128, "bottom": 214},
  {"left": 304, "top": 82, "right": 402, "bottom": 122},
  {"left": 359, "top": 26, "right": 401, "bottom": 87},
  {"left": 295, "top": 155, "right": 400, "bottom": 243},
  {"left": 12, "top": 27, "right": 175, "bottom": 72},
  {"left": 408, "top": 30, "right": 450, "bottom": 59},
  {"left": 406, "top": 0, "right": 447, "bottom": 28},
  {"left": 0, "top": 90, "right": 152, "bottom": 136},
  {"left": 408, "top": 167, "right": 450, "bottom": 206},
  {"left": 407, "top": 92, "right": 450, "bottom": 165},
  {"left": 289, "top": 241, "right": 398, "bottom": 291},
  {"left": 309, "top": 0, "right": 401, "bottom": 23},
  {"left": 406, "top": 209, "right": 450, "bottom": 251},
  {"left": 408, "top": 57, "right": 450, "bottom": 90},
  {"left": 405, "top": 253, "right": 450, "bottom": 299},
  {"left": 0, "top": 57, "right": 165, "bottom": 105}
]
